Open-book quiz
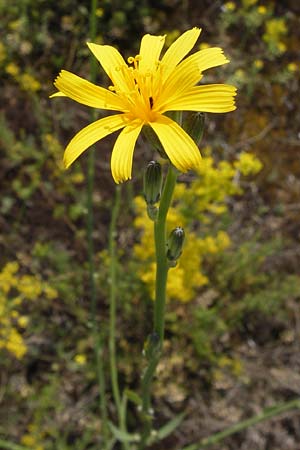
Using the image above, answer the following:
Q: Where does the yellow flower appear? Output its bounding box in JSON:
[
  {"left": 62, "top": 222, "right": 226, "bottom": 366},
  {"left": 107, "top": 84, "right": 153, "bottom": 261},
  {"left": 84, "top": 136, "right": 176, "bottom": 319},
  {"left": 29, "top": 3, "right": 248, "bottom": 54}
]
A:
[
  {"left": 198, "top": 42, "right": 210, "bottom": 50},
  {"left": 277, "top": 42, "right": 287, "bottom": 53},
  {"left": 287, "top": 62, "right": 298, "bottom": 72},
  {"left": 52, "top": 28, "right": 237, "bottom": 183},
  {"left": 95, "top": 8, "right": 104, "bottom": 17},
  {"left": 257, "top": 5, "right": 267, "bottom": 14},
  {"left": 19, "top": 73, "right": 41, "bottom": 92},
  {"left": 74, "top": 353, "right": 87, "bottom": 365},
  {"left": 224, "top": 2, "right": 236, "bottom": 11},
  {"left": 253, "top": 59, "right": 263, "bottom": 70},
  {"left": 21, "top": 434, "right": 36, "bottom": 447},
  {"left": 234, "top": 152, "right": 263, "bottom": 175},
  {"left": 18, "top": 316, "right": 29, "bottom": 328},
  {"left": 5, "top": 62, "right": 20, "bottom": 77}
]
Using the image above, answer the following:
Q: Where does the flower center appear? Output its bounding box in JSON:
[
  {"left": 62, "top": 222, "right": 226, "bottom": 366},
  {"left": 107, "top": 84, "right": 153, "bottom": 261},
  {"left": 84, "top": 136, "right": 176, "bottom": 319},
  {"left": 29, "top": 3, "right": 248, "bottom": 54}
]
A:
[{"left": 108, "top": 55, "right": 162, "bottom": 122}]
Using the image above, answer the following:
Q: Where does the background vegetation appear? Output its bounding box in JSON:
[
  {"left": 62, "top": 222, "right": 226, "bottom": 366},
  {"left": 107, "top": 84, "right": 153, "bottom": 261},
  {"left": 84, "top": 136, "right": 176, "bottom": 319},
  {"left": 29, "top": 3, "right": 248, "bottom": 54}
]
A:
[{"left": 1, "top": 0, "right": 300, "bottom": 449}]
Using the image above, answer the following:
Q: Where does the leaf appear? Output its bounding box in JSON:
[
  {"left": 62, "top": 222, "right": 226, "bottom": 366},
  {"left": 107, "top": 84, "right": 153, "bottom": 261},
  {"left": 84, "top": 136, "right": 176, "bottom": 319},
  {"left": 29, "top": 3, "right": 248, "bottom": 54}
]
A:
[
  {"left": 148, "top": 412, "right": 186, "bottom": 444},
  {"left": 124, "top": 388, "right": 142, "bottom": 406},
  {"left": 108, "top": 422, "right": 140, "bottom": 443}
]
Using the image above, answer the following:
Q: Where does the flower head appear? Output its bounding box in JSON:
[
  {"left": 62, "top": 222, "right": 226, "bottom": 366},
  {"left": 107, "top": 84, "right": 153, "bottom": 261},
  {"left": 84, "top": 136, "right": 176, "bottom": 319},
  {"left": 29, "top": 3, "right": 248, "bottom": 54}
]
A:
[{"left": 52, "top": 28, "right": 236, "bottom": 183}]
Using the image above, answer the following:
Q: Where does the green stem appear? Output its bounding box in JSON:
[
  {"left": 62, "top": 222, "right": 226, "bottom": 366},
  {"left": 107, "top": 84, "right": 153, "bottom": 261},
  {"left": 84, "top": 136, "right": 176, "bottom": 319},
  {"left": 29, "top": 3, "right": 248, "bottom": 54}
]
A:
[
  {"left": 153, "top": 165, "right": 178, "bottom": 341},
  {"left": 139, "top": 164, "right": 178, "bottom": 448},
  {"left": 87, "top": 0, "right": 109, "bottom": 444},
  {"left": 182, "top": 398, "right": 300, "bottom": 450}
]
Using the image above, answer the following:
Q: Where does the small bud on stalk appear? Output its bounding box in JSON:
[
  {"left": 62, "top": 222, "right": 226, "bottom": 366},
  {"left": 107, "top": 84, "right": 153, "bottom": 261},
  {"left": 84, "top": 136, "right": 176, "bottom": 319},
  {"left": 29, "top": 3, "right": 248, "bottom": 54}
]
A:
[
  {"left": 166, "top": 227, "right": 185, "bottom": 267},
  {"left": 143, "top": 161, "right": 162, "bottom": 220}
]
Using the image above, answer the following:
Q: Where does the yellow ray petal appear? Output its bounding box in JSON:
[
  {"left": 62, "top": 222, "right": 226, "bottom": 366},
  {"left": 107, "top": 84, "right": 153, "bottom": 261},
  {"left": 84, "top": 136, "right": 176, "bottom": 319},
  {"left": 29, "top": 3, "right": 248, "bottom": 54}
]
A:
[
  {"left": 160, "top": 84, "right": 237, "bottom": 113},
  {"left": 160, "top": 27, "right": 201, "bottom": 80},
  {"left": 87, "top": 43, "right": 133, "bottom": 92},
  {"left": 150, "top": 115, "right": 201, "bottom": 172},
  {"left": 49, "top": 91, "right": 67, "bottom": 98},
  {"left": 183, "top": 47, "right": 229, "bottom": 74},
  {"left": 156, "top": 48, "right": 229, "bottom": 109},
  {"left": 138, "top": 34, "right": 166, "bottom": 72},
  {"left": 111, "top": 120, "right": 143, "bottom": 183},
  {"left": 63, "top": 114, "right": 128, "bottom": 168},
  {"left": 54, "top": 70, "right": 125, "bottom": 110}
]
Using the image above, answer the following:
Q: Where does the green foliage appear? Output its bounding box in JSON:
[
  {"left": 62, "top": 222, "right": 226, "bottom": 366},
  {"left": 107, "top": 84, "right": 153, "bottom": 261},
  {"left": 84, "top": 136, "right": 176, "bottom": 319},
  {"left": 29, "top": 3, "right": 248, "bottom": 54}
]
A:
[
  {"left": 1, "top": 0, "right": 299, "bottom": 448},
  {"left": 189, "top": 238, "right": 300, "bottom": 366},
  {"left": 220, "top": 0, "right": 297, "bottom": 95}
]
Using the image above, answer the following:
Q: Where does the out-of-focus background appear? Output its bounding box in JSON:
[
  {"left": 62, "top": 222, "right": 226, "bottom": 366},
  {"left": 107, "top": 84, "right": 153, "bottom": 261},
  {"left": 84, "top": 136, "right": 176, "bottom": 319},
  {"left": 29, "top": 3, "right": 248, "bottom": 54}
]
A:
[{"left": 1, "top": 0, "right": 300, "bottom": 449}]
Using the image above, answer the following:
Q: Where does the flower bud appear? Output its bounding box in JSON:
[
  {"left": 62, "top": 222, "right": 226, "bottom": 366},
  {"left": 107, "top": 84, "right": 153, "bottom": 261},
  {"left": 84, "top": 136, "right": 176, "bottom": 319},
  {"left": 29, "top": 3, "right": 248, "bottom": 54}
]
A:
[
  {"left": 183, "top": 112, "right": 205, "bottom": 145},
  {"left": 142, "top": 125, "right": 168, "bottom": 159},
  {"left": 166, "top": 227, "right": 185, "bottom": 266},
  {"left": 143, "top": 161, "right": 162, "bottom": 206}
]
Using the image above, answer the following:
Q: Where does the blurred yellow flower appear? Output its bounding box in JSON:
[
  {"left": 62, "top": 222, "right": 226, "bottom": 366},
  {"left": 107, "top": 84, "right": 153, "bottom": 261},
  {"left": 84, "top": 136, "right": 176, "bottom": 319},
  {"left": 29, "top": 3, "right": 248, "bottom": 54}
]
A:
[
  {"left": 287, "top": 62, "right": 298, "bottom": 72},
  {"left": 74, "top": 354, "right": 87, "bottom": 365},
  {"left": 18, "top": 316, "right": 29, "bottom": 328},
  {"left": 5, "top": 62, "right": 20, "bottom": 77},
  {"left": 44, "top": 285, "right": 58, "bottom": 300},
  {"left": 263, "top": 18, "right": 287, "bottom": 54},
  {"left": 21, "top": 434, "right": 36, "bottom": 447},
  {"left": 278, "top": 42, "right": 287, "bottom": 53},
  {"left": 52, "top": 28, "right": 236, "bottom": 183},
  {"left": 19, "top": 73, "right": 41, "bottom": 92},
  {"left": 0, "top": 261, "right": 58, "bottom": 359},
  {"left": 265, "top": 18, "right": 287, "bottom": 37},
  {"left": 198, "top": 42, "right": 210, "bottom": 50},
  {"left": 9, "top": 19, "right": 23, "bottom": 31},
  {"left": 96, "top": 7, "right": 104, "bottom": 17},
  {"left": 235, "top": 152, "right": 263, "bottom": 175},
  {"left": 257, "top": 5, "right": 267, "bottom": 14},
  {"left": 21, "top": 424, "right": 45, "bottom": 450},
  {"left": 6, "top": 329, "right": 27, "bottom": 359},
  {"left": 19, "top": 275, "right": 42, "bottom": 299},
  {"left": 235, "top": 69, "right": 246, "bottom": 82},
  {"left": 224, "top": 2, "right": 236, "bottom": 11},
  {"left": 253, "top": 59, "right": 264, "bottom": 70}
]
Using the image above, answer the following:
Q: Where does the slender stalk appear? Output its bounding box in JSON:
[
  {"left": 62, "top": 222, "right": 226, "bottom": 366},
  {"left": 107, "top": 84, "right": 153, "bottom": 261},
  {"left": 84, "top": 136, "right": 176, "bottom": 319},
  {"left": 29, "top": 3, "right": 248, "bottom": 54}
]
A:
[
  {"left": 139, "top": 164, "right": 178, "bottom": 448},
  {"left": 87, "top": 0, "right": 109, "bottom": 443},
  {"left": 153, "top": 165, "right": 178, "bottom": 341},
  {"left": 182, "top": 398, "right": 300, "bottom": 450}
]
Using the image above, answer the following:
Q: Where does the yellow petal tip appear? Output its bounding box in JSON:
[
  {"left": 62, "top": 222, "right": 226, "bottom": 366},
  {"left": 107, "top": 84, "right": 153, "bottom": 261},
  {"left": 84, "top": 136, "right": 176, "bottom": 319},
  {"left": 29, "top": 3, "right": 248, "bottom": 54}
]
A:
[{"left": 49, "top": 91, "right": 67, "bottom": 98}]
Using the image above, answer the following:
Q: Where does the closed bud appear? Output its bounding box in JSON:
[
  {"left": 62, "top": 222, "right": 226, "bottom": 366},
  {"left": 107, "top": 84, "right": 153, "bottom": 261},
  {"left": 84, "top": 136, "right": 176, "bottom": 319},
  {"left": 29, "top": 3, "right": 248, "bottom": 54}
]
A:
[
  {"left": 166, "top": 227, "right": 185, "bottom": 266},
  {"left": 143, "top": 161, "right": 162, "bottom": 206},
  {"left": 142, "top": 125, "right": 168, "bottom": 159},
  {"left": 183, "top": 112, "right": 205, "bottom": 145}
]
